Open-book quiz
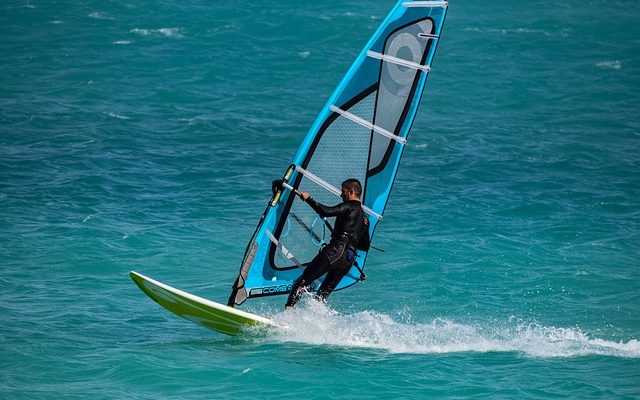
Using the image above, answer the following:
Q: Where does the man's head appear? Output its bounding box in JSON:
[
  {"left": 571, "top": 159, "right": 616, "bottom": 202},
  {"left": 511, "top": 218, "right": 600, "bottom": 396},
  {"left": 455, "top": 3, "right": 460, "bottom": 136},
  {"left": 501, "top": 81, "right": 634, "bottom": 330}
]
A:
[{"left": 341, "top": 178, "right": 362, "bottom": 201}]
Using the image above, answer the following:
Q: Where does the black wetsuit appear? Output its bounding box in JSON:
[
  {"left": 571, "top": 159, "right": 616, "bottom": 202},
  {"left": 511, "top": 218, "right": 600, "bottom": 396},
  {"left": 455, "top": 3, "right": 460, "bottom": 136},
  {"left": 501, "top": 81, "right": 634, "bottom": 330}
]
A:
[{"left": 285, "top": 198, "right": 371, "bottom": 307}]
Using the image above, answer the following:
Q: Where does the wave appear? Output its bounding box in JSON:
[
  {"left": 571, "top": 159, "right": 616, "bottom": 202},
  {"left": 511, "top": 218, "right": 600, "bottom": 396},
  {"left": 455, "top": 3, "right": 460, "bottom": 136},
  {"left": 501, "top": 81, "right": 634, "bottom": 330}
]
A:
[
  {"left": 105, "top": 112, "right": 130, "bottom": 120},
  {"left": 130, "top": 28, "right": 184, "bottom": 39},
  {"left": 88, "top": 11, "right": 113, "bottom": 20},
  {"left": 596, "top": 60, "right": 622, "bottom": 70},
  {"left": 463, "top": 27, "right": 570, "bottom": 38},
  {"left": 263, "top": 301, "right": 639, "bottom": 358}
]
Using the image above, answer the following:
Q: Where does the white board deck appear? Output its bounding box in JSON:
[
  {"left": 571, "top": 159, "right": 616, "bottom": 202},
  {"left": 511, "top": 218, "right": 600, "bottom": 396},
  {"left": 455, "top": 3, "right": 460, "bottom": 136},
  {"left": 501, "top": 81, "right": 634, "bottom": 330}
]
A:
[{"left": 130, "top": 271, "right": 276, "bottom": 336}]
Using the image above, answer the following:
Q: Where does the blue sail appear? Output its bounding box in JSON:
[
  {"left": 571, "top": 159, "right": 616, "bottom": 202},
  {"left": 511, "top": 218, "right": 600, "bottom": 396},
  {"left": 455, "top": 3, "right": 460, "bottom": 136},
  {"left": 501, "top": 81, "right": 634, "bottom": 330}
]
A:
[{"left": 229, "top": 0, "right": 448, "bottom": 306}]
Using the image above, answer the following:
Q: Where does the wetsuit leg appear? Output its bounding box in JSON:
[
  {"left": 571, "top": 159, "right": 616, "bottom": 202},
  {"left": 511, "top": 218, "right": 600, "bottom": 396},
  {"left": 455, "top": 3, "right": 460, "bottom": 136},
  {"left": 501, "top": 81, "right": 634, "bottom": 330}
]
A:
[
  {"left": 285, "top": 252, "right": 330, "bottom": 307},
  {"left": 315, "top": 262, "right": 351, "bottom": 303}
]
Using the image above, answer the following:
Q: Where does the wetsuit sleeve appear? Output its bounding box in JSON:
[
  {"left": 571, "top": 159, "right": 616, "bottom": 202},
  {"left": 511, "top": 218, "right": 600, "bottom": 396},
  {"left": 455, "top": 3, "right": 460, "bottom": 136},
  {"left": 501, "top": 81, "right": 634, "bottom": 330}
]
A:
[{"left": 305, "top": 197, "right": 347, "bottom": 218}]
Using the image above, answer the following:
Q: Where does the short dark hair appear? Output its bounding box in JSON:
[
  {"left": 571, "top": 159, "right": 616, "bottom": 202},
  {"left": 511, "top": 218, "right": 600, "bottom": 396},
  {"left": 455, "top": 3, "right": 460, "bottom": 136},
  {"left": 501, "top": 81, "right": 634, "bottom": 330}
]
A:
[{"left": 341, "top": 178, "right": 362, "bottom": 197}]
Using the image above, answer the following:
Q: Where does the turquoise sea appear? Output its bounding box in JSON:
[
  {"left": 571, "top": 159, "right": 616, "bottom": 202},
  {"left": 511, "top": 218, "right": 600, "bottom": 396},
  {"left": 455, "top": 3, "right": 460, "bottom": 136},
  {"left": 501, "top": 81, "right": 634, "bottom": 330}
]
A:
[{"left": 2, "top": 0, "right": 639, "bottom": 398}]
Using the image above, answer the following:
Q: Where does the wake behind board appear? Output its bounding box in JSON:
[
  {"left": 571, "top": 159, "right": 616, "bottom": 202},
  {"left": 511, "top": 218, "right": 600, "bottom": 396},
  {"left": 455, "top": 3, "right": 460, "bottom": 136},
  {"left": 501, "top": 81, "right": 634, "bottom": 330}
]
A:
[{"left": 130, "top": 271, "right": 276, "bottom": 336}]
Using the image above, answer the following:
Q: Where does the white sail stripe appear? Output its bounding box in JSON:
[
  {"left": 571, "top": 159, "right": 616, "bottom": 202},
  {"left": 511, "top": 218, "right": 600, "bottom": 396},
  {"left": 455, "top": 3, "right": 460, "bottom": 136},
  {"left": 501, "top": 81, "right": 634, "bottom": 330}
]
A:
[
  {"left": 330, "top": 105, "right": 407, "bottom": 145},
  {"left": 367, "top": 51, "right": 431, "bottom": 73},
  {"left": 294, "top": 165, "right": 383, "bottom": 221},
  {"left": 266, "top": 230, "right": 305, "bottom": 269},
  {"left": 402, "top": 1, "right": 448, "bottom": 8},
  {"left": 295, "top": 165, "right": 341, "bottom": 196}
]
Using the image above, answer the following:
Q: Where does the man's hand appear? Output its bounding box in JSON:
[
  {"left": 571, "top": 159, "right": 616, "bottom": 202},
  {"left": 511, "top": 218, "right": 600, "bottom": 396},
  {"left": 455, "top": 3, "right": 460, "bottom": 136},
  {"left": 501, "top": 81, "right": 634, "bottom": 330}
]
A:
[{"left": 299, "top": 192, "right": 310, "bottom": 202}]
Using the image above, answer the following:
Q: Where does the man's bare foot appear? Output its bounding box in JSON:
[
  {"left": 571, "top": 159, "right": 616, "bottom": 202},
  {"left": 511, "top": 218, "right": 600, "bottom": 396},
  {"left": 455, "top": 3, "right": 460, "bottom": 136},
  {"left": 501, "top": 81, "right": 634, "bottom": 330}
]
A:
[{"left": 285, "top": 306, "right": 293, "bottom": 311}]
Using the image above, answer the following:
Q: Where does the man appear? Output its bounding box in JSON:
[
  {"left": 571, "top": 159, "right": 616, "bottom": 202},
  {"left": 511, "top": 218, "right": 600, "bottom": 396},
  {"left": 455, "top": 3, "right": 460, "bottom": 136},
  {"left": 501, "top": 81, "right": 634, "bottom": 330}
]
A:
[{"left": 285, "top": 178, "right": 370, "bottom": 309}]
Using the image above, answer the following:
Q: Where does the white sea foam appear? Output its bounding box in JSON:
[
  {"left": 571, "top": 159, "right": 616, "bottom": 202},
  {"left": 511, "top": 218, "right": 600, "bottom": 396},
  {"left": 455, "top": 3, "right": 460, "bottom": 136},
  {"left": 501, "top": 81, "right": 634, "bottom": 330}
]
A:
[
  {"left": 106, "top": 112, "right": 130, "bottom": 120},
  {"left": 113, "top": 40, "right": 131, "bottom": 45},
  {"left": 89, "top": 11, "right": 113, "bottom": 20},
  {"left": 177, "top": 118, "right": 198, "bottom": 126},
  {"left": 463, "top": 27, "right": 569, "bottom": 38},
  {"left": 267, "top": 301, "right": 639, "bottom": 358},
  {"left": 130, "top": 28, "right": 184, "bottom": 38},
  {"left": 596, "top": 60, "right": 621, "bottom": 70}
]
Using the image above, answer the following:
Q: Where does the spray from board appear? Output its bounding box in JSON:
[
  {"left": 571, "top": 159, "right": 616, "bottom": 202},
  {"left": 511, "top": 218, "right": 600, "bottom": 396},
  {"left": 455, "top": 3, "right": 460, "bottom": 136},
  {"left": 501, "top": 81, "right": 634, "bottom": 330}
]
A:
[{"left": 258, "top": 300, "right": 640, "bottom": 358}]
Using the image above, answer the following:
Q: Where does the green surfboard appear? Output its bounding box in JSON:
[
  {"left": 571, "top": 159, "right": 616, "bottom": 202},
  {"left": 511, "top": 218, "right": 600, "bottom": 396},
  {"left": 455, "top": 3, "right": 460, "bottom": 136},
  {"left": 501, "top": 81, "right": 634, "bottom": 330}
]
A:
[{"left": 130, "top": 271, "right": 277, "bottom": 336}]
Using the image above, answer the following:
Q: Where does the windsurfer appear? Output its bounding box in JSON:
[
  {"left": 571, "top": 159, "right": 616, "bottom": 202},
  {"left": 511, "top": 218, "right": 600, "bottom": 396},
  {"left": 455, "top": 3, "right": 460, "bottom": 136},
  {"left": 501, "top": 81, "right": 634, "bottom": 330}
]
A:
[{"left": 285, "top": 178, "right": 370, "bottom": 309}]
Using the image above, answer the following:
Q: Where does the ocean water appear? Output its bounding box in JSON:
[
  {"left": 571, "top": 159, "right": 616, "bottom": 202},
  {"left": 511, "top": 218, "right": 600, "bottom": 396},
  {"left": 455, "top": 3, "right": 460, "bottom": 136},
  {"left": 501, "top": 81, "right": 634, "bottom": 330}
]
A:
[{"left": 1, "top": 0, "right": 639, "bottom": 398}]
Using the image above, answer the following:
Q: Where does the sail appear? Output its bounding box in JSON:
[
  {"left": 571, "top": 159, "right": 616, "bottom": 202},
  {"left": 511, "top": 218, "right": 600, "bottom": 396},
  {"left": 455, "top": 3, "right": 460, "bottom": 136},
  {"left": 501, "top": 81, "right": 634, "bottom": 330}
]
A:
[{"left": 229, "top": 0, "right": 448, "bottom": 306}]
